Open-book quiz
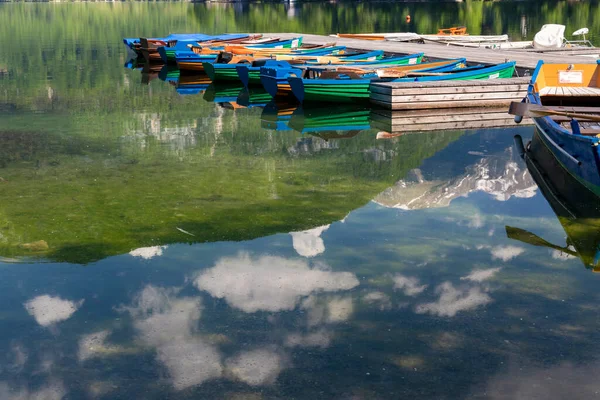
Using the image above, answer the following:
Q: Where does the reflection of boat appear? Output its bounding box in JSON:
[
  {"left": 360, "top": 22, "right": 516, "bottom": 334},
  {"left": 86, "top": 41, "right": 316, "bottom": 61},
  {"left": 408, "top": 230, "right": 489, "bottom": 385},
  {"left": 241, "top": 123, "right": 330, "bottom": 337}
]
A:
[
  {"left": 288, "top": 105, "right": 371, "bottom": 136},
  {"left": 176, "top": 73, "right": 212, "bottom": 95},
  {"left": 508, "top": 133, "right": 600, "bottom": 271},
  {"left": 260, "top": 101, "right": 297, "bottom": 131},
  {"left": 140, "top": 62, "right": 163, "bottom": 85},
  {"left": 158, "top": 64, "right": 180, "bottom": 83},
  {"left": 236, "top": 87, "right": 272, "bottom": 108},
  {"left": 203, "top": 83, "right": 245, "bottom": 105}
]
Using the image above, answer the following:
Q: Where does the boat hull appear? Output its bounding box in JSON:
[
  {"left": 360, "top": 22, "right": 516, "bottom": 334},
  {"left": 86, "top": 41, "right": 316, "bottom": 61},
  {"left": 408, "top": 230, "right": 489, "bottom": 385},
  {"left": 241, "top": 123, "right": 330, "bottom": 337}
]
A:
[
  {"left": 288, "top": 78, "right": 371, "bottom": 103},
  {"left": 530, "top": 113, "right": 600, "bottom": 197}
]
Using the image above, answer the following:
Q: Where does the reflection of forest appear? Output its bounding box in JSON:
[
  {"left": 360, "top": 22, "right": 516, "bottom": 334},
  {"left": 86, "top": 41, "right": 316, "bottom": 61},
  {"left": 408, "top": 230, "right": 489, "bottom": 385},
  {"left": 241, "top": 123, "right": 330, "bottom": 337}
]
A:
[{"left": 0, "top": 118, "right": 465, "bottom": 263}]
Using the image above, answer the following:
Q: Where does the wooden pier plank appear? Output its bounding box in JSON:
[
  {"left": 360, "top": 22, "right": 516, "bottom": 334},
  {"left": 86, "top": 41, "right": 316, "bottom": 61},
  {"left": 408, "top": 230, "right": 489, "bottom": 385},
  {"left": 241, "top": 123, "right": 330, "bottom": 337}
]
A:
[
  {"left": 370, "top": 83, "right": 529, "bottom": 96},
  {"left": 371, "top": 98, "right": 519, "bottom": 110},
  {"left": 370, "top": 91, "right": 526, "bottom": 103}
]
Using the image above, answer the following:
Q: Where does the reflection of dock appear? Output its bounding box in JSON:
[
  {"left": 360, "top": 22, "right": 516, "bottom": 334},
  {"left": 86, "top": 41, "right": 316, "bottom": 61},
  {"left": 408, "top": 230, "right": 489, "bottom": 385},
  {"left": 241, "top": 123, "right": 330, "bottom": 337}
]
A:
[{"left": 370, "top": 107, "right": 532, "bottom": 134}]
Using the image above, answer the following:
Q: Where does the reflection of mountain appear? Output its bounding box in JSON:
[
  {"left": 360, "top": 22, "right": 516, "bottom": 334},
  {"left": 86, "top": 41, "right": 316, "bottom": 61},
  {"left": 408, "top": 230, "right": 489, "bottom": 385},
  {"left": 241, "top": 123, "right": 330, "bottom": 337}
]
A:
[
  {"left": 0, "top": 125, "right": 465, "bottom": 264},
  {"left": 374, "top": 145, "right": 537, "bottom": 210},
  {"left": 507, "top": 132, "right": 600, "bottom": 272}
]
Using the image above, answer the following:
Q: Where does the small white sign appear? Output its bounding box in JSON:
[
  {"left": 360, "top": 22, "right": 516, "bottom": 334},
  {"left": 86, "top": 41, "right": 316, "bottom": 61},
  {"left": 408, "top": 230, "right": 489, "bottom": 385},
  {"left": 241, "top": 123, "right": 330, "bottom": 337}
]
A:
[
  {"left": 408, "top": 58, "right": 417, "bottom": 65},
  {"left": 489, "top": 73, "right": 500, "bottom": 79},
  {"left": 291, "top": 39, "right": 299, "bottom": 48},
  {"left": 559, "top": 71, "right": 583, "bottom": 84}
]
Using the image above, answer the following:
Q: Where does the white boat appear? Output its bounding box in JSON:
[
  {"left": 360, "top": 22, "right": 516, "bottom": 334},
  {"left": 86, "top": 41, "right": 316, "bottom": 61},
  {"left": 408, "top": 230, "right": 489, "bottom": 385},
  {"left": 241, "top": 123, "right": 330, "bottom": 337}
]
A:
[
  {"left": 332, "top": 33, "right": 421, "bottom": 42},
  {"left": 417, "top": 34, "right": 510, "bottom": 44},
  {"left": 533, "top": 24, "right": 595, "bottom": 49},
  {"left": 445, "top": 40, "right": 533, "bottom": 49},
  {"left": 533, "top": 24, "right": 565, "bottom": 49}
]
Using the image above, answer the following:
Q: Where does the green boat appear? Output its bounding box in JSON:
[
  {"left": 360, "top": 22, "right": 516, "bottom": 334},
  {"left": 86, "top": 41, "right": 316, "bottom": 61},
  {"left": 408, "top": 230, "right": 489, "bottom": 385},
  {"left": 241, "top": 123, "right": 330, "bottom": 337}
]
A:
[{"left": 289, "top": 60, "right": 515, "bottom": 103}]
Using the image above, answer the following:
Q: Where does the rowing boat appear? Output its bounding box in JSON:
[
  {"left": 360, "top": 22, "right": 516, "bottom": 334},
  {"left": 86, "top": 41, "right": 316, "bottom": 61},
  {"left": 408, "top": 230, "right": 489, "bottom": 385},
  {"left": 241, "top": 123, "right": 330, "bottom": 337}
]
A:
[
  {"left": 334, "top": 27, "right": 468, "bottom": 42},
  {"left": 287, "top": 61, "right": 514, "bottom": 103},
  {"left": 260, "top": 53, "right": 426, "bottom": 99},
  {"left": 511, "top": 60, "right": 600, "bottom": 198},
  {"left": 158, "top": 34, "right": 268, "bottom": 63},
  {"left": 418, "top": 34, "right": 509, "bottom": 44},
  {"left": 211, "top": 53, "right": 421, "bottom": 84},
  {"left": 236, "top": 51, "right": 406, "bottom": 88}
]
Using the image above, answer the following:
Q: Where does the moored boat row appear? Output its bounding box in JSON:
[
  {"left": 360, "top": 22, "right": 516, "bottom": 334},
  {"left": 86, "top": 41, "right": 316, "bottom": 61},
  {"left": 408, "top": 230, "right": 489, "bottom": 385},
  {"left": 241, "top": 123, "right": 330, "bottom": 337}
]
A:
[{"left": 125, "top": 33, "right": 517, "bottom": 105}]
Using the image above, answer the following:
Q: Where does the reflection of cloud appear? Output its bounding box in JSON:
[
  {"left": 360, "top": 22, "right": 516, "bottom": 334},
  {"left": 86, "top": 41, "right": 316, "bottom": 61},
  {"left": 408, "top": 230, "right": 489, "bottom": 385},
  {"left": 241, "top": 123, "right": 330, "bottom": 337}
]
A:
[
  {"left": 362, "top": 291, "right": 392, "bottom": 310},
  {"left": 0, "top": 380, "right": 66, "bottom": 400},
  {"left": 129, "top": 245, "right": 167, "bottom": 259},
  {"left": 88, "top": 381, "right": 116, "bottom": 399},
  {"left": 302, "top": 295, "right": 354, "bottom": 327},
  {"left": 23, "top": 295, "right": 83, "bottom": 327},
  {"left": 79, "top": 330, "right": 111, "bottom": 362},
  {"left": 551, "top": 249, "right": 576, "bottom": 260},
  {"left": 123, "top": 285, "right": 222, "bottom": 390},
  {"left": 461, "top": 267, "right": 502, "bottom": 282},
  {"left": 393, "top": 275, "right": 428, "bottom": 296},
  {"left": 477, "top": 360, "right": 600, "bottom": 400},
  {"left": 9, "top": 343, "right": 27, "bottom": 372},
  {"left": 226, "top": 349, "right": 284, "bottom": 386},
  {"left": 285, "top": 330, "right": 332, "bottom": 348},
  {"left": 195, "top": 253, "right": 359, "bottom": 313},
  {"left": 491, "top": 245, "right": 525, "bottom": 261},
  {"left": 78, "top": 330, "right": 129, "bottom": 362},
  {"left": 415, "top": 282, "right": 491, "bottom": 317},
  {"left": 326, "top": 297, "right": 354, "bottom": 323},
  {"left": 290, "top": 225, "right": 330, "bottom": 257},
  {"left": 467, "top": 213, "right": 484, "bottom": 229}
]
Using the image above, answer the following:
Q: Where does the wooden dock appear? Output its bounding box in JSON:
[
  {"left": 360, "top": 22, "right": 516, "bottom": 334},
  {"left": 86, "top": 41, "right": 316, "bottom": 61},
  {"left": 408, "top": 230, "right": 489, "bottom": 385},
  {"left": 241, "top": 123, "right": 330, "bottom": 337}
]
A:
[
  {"left": 370, "top": 77, "right": 529, "bottom": 110},
  {"left": 273, "top": 33, "right": 598, "bottom": 70},
  {"left": 271, "top": 33, "right": 595, "bottom": 112}
]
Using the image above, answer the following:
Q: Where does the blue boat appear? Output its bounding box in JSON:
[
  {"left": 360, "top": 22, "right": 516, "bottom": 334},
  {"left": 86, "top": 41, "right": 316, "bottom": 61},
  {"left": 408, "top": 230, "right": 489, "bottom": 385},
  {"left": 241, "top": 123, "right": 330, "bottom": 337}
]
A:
[
  {"left": 237, "top": 60, "right": 300, "bottom": 88},
  {"left": 260, "top": 62, "right": 304, "bottom": 98},
  {"left": 123, "top": 33, "right": 250, "bottom": 50},
  {"left": 512, "top": 60, "right": 600, "bottom": 198},
  {"left": 258, "top": 53, "right": 432, "bottom": 99}
]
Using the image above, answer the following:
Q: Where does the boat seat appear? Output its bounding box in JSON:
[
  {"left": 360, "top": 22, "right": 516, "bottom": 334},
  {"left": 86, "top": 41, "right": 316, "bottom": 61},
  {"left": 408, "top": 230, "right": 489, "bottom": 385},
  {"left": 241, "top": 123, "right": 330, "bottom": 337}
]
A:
[{"left": 540, "top": 86, "right": 600, "bottom": 96}]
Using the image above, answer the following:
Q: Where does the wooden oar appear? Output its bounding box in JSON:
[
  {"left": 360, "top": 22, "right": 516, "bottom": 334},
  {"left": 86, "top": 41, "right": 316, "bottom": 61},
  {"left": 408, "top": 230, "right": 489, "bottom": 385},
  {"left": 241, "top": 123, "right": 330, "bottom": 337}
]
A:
[
  {"left": 376, "top": 70, "right": 451, "bottom": 78},
  {"left": 509, "top": 101, "right": 600, "bottom": 122}
]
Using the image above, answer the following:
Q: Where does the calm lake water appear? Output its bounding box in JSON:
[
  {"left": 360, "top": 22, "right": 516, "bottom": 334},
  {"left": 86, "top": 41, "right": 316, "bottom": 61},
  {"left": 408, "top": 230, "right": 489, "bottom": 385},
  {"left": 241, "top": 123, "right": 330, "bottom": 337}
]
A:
[{"left": 2, "top": 1, "right": 600, "bottom": 399}]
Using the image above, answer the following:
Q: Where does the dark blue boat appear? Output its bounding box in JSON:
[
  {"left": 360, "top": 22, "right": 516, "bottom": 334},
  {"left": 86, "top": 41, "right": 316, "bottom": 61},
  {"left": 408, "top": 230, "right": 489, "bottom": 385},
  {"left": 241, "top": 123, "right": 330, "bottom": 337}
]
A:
[{"left": 514, "top": 60, "right": 600, "bottom": 198}]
